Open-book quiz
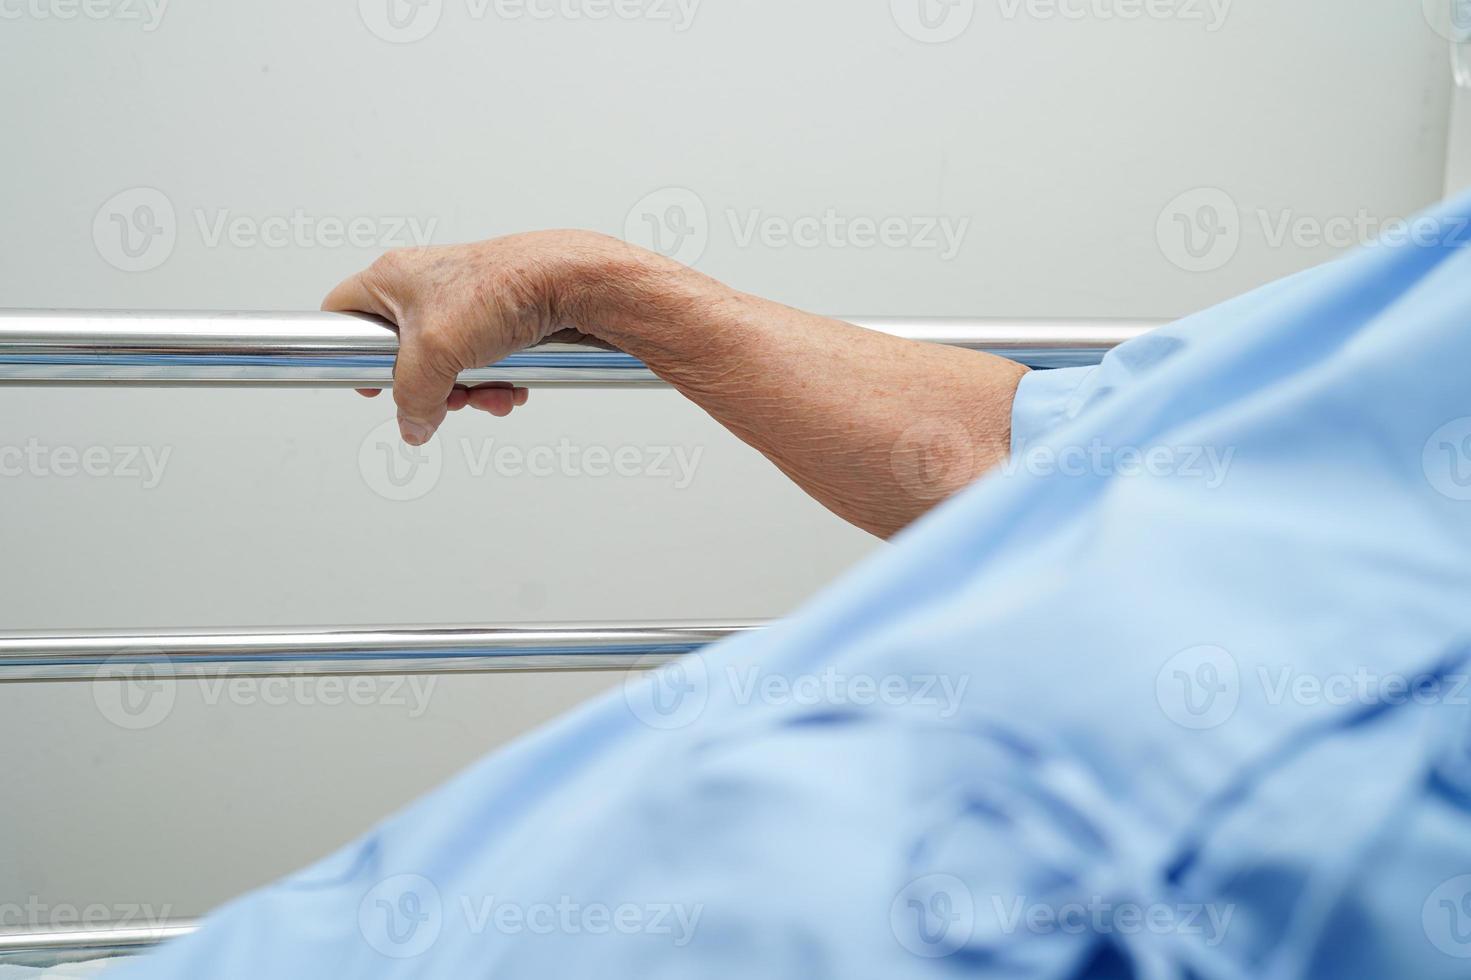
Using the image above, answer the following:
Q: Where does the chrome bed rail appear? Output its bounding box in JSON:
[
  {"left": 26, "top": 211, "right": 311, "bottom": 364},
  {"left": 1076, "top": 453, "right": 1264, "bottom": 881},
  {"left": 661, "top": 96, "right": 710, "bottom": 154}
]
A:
[
  {"left": 0, "top": 921, "right": 198, "bottom": 965},
  {"left": 0, "top": 310, "right": 1153, "bottom": 385},
  {"left": 0, "top": 623, "right": 758, "bottom": 682}
]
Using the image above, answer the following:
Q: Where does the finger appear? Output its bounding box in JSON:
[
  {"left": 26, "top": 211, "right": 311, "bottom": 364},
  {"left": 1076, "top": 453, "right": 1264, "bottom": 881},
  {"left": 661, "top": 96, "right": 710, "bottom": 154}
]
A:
[
  {"left": 465, "top": 383, "right": 529, "bottom": 418},
  {"left": 513, "top": 387, "right": 529, "bottom": 407},
  {"left": 392, "top": 338, "right": 458, "bottom": 445},
  {"left": 447, "top": 387, "right": 471, "bottom": 412},
  {"left": 355, "top": 388, "right": 383, "bottom": 398},
  {"left": 467, "top": 388, "right": 515, "bottom": 417}
]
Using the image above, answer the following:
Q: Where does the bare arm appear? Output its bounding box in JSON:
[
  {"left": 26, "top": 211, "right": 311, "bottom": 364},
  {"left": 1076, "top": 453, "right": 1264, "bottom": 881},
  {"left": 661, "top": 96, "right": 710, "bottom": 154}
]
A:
[{"left": 323, "top": 232, "right": 1027, "bottom": 538}]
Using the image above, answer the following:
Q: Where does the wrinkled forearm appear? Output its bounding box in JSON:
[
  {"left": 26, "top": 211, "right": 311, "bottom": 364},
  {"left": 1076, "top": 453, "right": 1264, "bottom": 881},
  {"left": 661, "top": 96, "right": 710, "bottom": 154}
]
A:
[{"left": 572, "top": 249, "right": 1028, "bottom": 539}]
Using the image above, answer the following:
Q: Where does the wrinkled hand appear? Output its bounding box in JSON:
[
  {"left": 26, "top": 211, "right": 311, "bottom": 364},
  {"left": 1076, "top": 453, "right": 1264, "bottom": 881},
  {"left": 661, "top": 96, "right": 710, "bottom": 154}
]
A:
[{"left": 322, "top": 231, "right": 631, "bottom": 445}]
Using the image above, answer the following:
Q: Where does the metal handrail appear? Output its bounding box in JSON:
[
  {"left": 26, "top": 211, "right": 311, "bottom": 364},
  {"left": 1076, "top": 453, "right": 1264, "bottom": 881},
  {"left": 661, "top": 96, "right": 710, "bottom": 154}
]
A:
[
  {"left": 0, "top": 623, "right": 757, "bottom": 681},
  {"left": 0, "top": 310, "right": 1152, "bottom": 385},
  {"left": 0, "top": 921, "right": 197, "bottom": 964}
]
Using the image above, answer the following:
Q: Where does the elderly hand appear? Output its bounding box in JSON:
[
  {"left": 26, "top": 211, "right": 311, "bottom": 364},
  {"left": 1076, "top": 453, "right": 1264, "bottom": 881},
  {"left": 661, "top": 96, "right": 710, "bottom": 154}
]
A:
[{"left": 322, "top": 230, "right": 644, "bottom": 445}]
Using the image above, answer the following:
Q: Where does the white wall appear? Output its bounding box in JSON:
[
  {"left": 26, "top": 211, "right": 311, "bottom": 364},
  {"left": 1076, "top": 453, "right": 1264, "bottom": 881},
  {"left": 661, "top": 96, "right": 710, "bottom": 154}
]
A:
[{"left": 0, "top": 0, "right": 1452, "bottom": 925}]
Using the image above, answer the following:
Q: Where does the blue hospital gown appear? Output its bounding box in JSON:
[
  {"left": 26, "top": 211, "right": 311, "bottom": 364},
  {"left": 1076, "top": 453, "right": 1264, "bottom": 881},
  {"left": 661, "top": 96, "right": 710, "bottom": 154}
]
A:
[{"left": 107, "top": 192, "right": 1471, "bottom": 979}]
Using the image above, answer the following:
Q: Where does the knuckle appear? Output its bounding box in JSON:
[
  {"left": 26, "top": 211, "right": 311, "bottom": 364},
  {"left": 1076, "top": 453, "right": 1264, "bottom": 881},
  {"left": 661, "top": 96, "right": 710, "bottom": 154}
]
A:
[{"left": 372, "top": 248, "right": 409, "bottom": 273}]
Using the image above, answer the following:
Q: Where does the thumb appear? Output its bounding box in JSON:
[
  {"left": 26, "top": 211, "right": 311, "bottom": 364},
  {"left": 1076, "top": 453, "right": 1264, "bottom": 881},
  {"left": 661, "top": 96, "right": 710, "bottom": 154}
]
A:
[
  {"left": 391, "top": 330, "right": 463, "bottom": 446},
  {"left": 321, "top": 257, "right": 457, "bottom": 445}
]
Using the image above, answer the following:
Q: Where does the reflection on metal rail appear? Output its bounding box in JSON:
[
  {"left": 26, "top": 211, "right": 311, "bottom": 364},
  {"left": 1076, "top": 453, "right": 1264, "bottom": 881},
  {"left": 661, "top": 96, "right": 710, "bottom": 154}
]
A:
[
  {"left": 0, "top": 310, "right": 1155, "bottom": 386},
  {"left": 0, "top": 623, "right": 758, "bottom": 682},
  {"left": 0, "top": 920, "right": 197, "bottom": 964}
]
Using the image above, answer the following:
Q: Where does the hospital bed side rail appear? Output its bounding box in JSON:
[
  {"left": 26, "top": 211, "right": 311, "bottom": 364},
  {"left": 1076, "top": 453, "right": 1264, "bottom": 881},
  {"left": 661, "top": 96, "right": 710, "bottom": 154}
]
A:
[
  {"left": 0, "top": 623, "right": 757, "bottom": 682},
  {"left": 0, "top": 921, "right": 198, "bottom": 967},
  {"left": 0, "top": 310, "right": 1155, "bottom": 385}
]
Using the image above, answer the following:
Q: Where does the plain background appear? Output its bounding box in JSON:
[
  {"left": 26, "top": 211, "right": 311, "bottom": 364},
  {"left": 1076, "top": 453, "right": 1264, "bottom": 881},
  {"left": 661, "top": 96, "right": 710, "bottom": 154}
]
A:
[{"left": 0, "top": 0, "right": 1456, "bottom": 923}]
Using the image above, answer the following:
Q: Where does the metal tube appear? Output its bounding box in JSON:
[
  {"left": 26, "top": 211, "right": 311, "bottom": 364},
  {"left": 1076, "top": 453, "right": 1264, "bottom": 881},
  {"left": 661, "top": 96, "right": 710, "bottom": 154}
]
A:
[
  {"left": 0, "top": 623, "right": 757, "bottom": 681},
  {"left": 0, "top": 921, "right": 197, "bottom": 963},
  {"left": 0, "top": 310, "right": 1154, "bottom": 386}
]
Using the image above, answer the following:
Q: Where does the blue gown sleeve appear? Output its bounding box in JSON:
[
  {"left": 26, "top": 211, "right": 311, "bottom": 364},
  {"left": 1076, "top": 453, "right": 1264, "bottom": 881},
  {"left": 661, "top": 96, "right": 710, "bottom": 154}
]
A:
[{"left": 1009, "top": 263, "right": 1339, "bottom": 453}]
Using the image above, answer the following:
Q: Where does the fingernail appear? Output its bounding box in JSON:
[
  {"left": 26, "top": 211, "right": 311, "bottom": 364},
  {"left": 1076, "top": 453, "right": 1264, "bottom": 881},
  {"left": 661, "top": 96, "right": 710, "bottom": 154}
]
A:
[{"left": 399, "top": 416, "right": 434, "bottom": 446}]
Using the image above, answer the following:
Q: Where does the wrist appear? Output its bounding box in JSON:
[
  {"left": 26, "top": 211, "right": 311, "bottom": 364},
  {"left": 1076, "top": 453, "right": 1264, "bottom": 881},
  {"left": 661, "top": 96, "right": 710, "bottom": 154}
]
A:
[{"left": 561, "top": 236, "right": 734, "bottom": 353}]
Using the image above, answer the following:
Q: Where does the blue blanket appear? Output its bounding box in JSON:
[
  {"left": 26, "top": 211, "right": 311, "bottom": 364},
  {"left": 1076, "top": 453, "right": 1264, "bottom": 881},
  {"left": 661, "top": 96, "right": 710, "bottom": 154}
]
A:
[{"left": 107, "top": 191, "right": 1471, "bottom": 979}]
